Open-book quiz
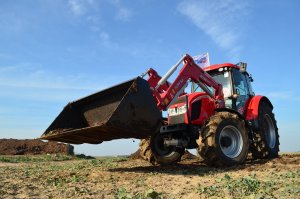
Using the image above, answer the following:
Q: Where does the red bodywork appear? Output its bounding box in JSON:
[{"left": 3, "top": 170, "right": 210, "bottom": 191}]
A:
[
  {"left": 145, "top": 54, "right": 263, "bottom": 126},
  {"left": 168, "top": 92, "right": 215, "bottom": 125},
  {"left": 245, "top": 95, "right": 266, "bottom": 120},
  {"left": 203, "top": 63, "right": 239, "bottom": 71}
]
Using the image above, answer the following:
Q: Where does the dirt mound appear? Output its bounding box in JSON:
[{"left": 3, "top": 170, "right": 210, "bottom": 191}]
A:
[
  {"left": 0, "top": 139, "right": 74, "bottom": 155},
  {"left": 128, "top": 149, "right": 142, "bottom": 160},
  {"left": 129, "top": 149, "right": 198, "bottom": 161}
]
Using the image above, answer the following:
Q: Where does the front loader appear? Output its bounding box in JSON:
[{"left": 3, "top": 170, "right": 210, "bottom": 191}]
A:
[
  {"left": 41, "top": 54, "right": 279, "bottom": 167},
  {"left": 41, "top": 78, "right": 162, "bottom": 144}
]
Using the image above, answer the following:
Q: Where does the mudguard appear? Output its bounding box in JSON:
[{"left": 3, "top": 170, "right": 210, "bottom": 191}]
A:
[{"left": 246, "top": 95, "right": 273, "bottom": 121}]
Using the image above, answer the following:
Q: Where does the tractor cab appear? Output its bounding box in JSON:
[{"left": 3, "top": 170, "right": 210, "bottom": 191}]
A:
[{"left": 192, "top": 63, "right": 255, "bottom": 115}]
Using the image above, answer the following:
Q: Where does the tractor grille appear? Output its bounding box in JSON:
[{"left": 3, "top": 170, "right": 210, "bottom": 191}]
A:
[
  {"left": 169, "top": 114, "right": 185, "bottom": 125},
  {"left": 169, "top": 95, "right": 187, "bottom": 125}
]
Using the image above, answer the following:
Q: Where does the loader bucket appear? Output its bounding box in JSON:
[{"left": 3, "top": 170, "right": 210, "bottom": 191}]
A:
[{"left": 40, "top": 77, "right": 162, "bottom": 144}]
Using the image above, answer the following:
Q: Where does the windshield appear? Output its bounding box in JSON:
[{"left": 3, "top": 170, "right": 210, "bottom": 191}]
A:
[{"left": 192, "top": 71, "right": 232, "bottom": 98}]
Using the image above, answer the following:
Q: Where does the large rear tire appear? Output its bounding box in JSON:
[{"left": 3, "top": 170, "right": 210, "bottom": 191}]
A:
[
  {"left": 250, "top": 101, "right": 279, "bottom": 159},
  {"left": 198, "top": 112, "right": 249, "bottom": 167}
]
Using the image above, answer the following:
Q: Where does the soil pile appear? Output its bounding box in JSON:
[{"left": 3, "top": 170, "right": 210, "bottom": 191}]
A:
[
  {"left": 129, "top": 149, "right": 142, "bottom": 160},
  {"left": 129, "top": 149, "right": 199, "bottom": 160},
  {"left": 0, "top": 139, "right": 74, "bottom": 155}
]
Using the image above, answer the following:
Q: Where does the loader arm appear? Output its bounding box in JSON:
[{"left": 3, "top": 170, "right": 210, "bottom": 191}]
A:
[
  {"left": 147, "top": 54, "right": 225, "bottom": 110},
  {"left": 145, "top": 68, "right": 171, "bottom": 94}
]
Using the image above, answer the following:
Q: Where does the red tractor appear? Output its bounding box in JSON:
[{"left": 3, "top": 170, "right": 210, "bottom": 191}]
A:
[
  {"left": 41, "top": 54, "right": 279, "bottom": 167},
  {"left": 139, "top": 55, "right": 279, "bottom": 166}
]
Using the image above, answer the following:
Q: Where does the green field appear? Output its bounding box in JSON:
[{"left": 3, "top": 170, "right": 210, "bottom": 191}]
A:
[{"left": 0, "top": 154, "right": 299, "bottom": 198}]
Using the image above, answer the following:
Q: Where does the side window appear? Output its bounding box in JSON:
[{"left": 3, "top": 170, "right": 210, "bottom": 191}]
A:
[
  {"left": 246, "top": 75, "right": 255, "bottom": 96},
  {"left": 233, "top": 69, "right": 250, "bottom": 114}
]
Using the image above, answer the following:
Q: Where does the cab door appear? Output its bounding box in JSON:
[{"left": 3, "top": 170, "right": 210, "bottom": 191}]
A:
[{"left": 232, "top": 69, "right": 252, "bottom": 115}]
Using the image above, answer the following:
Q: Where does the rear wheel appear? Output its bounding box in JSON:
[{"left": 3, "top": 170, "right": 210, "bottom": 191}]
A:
[
  {"left": 198, "top": 112, "right": 249, "bottom": 167},
  {"left": 250, "top": 101, "right": 279, "bottom": 159}
]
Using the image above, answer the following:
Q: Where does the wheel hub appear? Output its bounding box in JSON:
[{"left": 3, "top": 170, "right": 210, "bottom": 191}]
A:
[
  {"left": 153, "top": 134, "right": 175, "bottom": 157},
  {"left": 220, "top": 136, "right": 232, "bottom": 148},
  {"left": 219, "top": 125, "right": 243, "bottom": 158}
]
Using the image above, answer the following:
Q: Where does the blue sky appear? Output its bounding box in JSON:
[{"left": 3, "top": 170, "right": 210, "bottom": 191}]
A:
[{"left": 1, "top": 0, "right": 299, "bottom": 156}]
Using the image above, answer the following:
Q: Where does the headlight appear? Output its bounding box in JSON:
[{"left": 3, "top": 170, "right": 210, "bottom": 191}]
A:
[{"left": 168, "top": 105, "right": 187, "bottom": 116}]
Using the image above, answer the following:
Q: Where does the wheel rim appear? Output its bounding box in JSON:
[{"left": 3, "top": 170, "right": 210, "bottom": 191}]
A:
[
  {"left": 219, "top": 125, "right": 243, "bottom": 158},
  {"left": 263, "top": 114, "right": 276, "bottom": 148}
]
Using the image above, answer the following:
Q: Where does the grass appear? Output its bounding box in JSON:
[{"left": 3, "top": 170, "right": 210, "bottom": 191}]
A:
[
  {"left": 0, "top": 154, "right": 299, "bottom": 198},
  {"left": 196, "top": 171, "right": 300, "bottom": 198},
  {"left": 0, "top": 153, "right": 118, "bottom": 163},
  {"left": 116, "top": 187, "right": 163, "bottom": 199},
  {"left": 0, "top": 154, "right": 77, "bottom": 163}
]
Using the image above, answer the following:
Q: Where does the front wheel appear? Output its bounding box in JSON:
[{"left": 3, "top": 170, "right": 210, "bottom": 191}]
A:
[
  {"left": 143, "top": 133, "right": 184, "bottom": 165},
  {"left": 150, "top": 133, "right": 184, "bottom": 165},
  {"left": 198, "top": 112, "right": 249, "bottom": 167}
]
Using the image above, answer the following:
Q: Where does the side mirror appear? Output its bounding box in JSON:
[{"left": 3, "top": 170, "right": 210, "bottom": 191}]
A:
[
  {"left": 249, "top": 74, "right": 254, "bottom": 82},
  {"left": 238, "top": 62, "right": 247, "bottom": 73}
]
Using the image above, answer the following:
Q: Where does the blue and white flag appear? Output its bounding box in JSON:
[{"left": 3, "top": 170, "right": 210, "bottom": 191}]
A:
[{"left": 193, "top": 53, "right": 210, "bottom": 68}]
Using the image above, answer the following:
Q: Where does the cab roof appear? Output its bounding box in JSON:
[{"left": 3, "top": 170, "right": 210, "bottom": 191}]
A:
[{"left": 203, "top": 63, "right": 239, "bottom": 72}]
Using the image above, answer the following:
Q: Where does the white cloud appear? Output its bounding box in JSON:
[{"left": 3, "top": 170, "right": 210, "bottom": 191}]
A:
[
  {"left": 0, "top": 63, "right": 100, "bottom": 91},
  {"left": 67, "top": 0, "right": 131, "bottom": 50},
  {"left": 69, "top": 0, "right": 85, "bottom": 15},
  {"left": 0, "top": 11, "right": 25, "bottom": 33},
  {"left": 110, "top": 0, "right": 133, "bottom": 22},
  {"left": 178, "top": 0, "right": 249, "bottom": 61},
  {"left": 115, "top": 7, "right": 132, "bottom": 21},
  {"left": 99, "top": 31, "right": 120, "bottom": 49},
  {"left": 68, "top": 0, "right": 132, "bottom": 21},
  {"left": 0, "top": 62, "right": 132, "bottom": 102},
  {"left": 267, "top": 91, "right": 291, "bottom": 100},
  {"left": 0, "top": 38, "right": 132, "bottom": 100},
  {"left": 99, "top": 31, "right": 110, "bottom": 42},
  {"left": 266, "top": 91, "right": 300, "bottom": 101},
  {"left": 68, "top": 0, "right": 95, "bottom": 16}
]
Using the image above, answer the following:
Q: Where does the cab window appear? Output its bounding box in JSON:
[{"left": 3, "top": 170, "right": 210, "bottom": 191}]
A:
[
  {"left": 192, "top": 71, "right": 233, "bottom": 108},
  {"left": 232, "top": 69, "right": 250, "bottom": 114}
]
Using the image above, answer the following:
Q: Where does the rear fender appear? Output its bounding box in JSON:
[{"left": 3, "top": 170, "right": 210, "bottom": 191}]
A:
[
  {"left": 245, "top": 96, "right": 273, "bottom": 120},
  {"left": 245, "top": 96, "right": 273, "bottom": 131}
]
